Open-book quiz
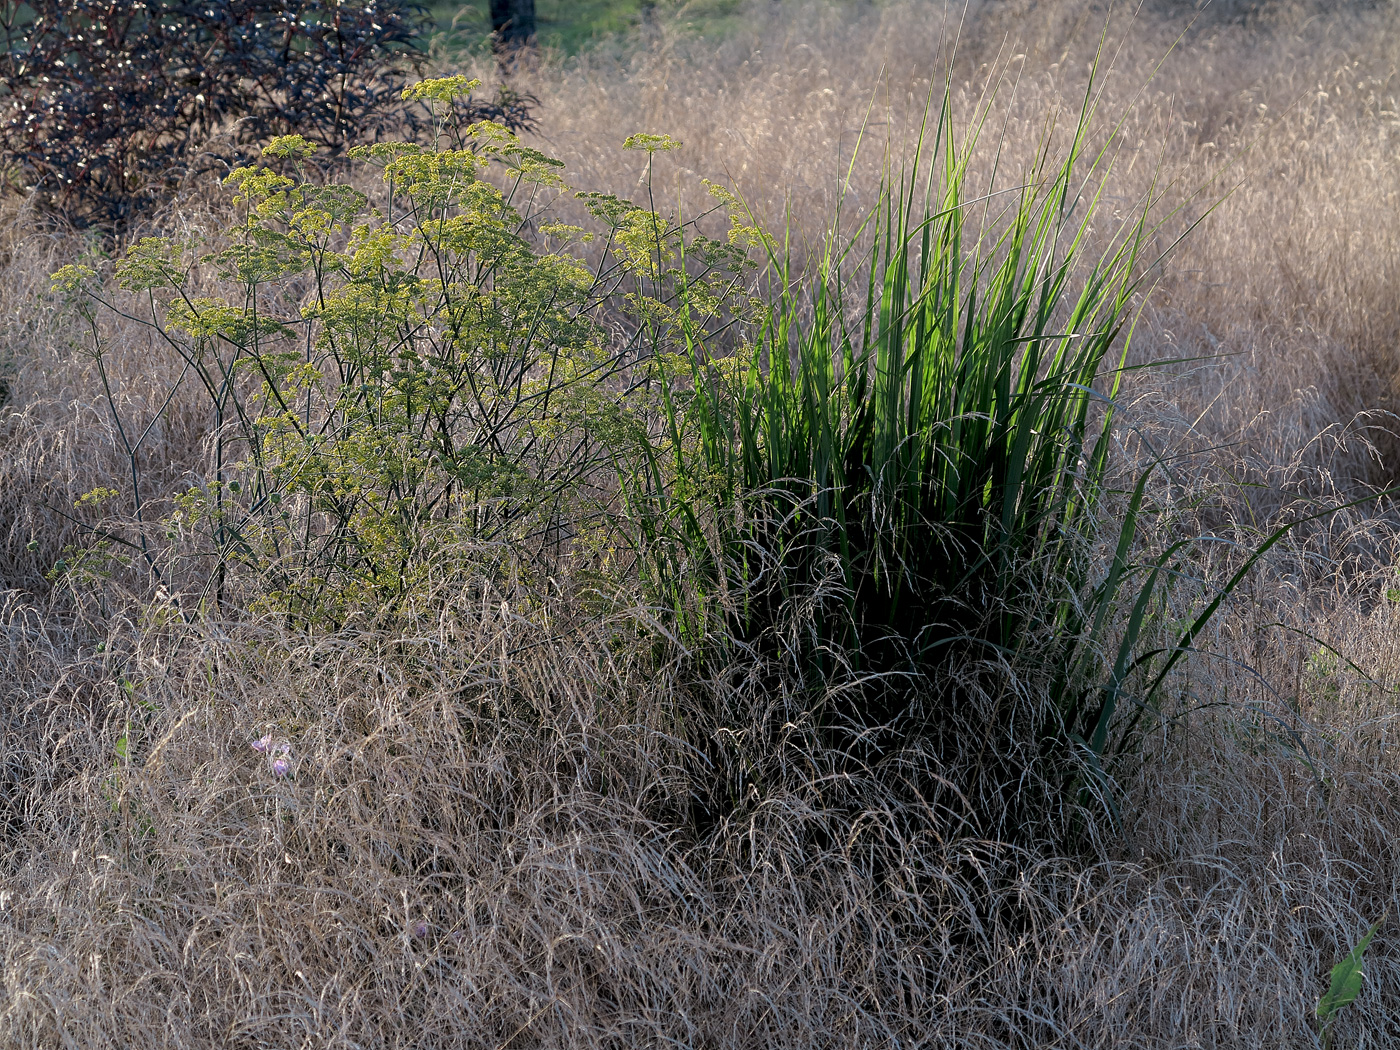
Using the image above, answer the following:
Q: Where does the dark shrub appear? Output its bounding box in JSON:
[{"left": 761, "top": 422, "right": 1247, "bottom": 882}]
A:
[
  {"left": 0, "top": 0, "right": 430, "bottom": 228},
  {"left": 450, "top": 83, "right": 540, "bottom": 138}
]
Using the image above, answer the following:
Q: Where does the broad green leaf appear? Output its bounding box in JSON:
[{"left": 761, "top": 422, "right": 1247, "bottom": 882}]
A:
[{"left": 1317, "top": 920, "right": 1382, "bottom": 1023}]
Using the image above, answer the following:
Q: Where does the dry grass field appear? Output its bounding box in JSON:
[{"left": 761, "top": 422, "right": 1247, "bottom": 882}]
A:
[{"left": 6, "top": 1, "right": 1400, "bottom": 1046}]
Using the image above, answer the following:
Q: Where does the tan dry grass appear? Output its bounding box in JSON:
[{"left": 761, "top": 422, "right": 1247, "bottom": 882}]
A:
[
  {"left": 6, "top": 1, "right": 1400, "bottom": 1046},
  {"left": 0, "top": 190, "right": 231, "bottom": 595},
  {"left": 502, "top": 0, "right": 1400, "bottom": 501},
  {"left": 4, "top": 575, "right": 1400, "bottom": 1047}
]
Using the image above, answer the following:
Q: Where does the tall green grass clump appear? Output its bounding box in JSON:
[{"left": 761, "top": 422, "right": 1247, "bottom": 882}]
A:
[{"left": 623, "top": 85, "right": 1165, "bottom": 827}]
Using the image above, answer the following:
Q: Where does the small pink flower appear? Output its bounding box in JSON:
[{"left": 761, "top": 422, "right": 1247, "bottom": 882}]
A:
[
  {"left": 251, "top": 733, "right": 273, "bottom": 753},
  {"left": 271, "top": 756, "right": 291, "bottom": 777},
  {"left": 412, "top": 921, "right": 429, "bottom": 939}
]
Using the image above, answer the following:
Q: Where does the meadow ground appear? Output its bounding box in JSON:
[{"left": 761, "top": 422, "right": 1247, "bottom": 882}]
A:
[{"left": 6, "top": 1, "right": 1400, "bottom": 1046}]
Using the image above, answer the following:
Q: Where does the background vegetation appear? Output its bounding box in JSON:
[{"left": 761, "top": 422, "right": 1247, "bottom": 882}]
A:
[
  {"left": 0, "top": 0, "right": 431, "bottom": 227},
  {"left": 4, "top": 0, "right": 1400, "bottom": 1046},
  {"left": 429, "top": 0, "right": 746, "bottom": 53}
]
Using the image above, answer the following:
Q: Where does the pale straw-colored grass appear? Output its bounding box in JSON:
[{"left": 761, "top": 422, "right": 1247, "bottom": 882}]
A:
[{"left": 5, "top": 1, "right": 1400, "bottom": 1046}]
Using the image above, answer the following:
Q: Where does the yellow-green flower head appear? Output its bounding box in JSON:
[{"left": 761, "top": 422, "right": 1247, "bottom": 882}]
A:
[
  {"left": 623, "top": 133, "right": 683, "bottom": 154},
  {"left": 50, "top": 263, "right": 96, "bottom": 293},
  {"left": 263, "top": 135, "right": 318, "bottom": 160},
  {"left": 402, "top": 76, "right": 481, "bottom": 104}
]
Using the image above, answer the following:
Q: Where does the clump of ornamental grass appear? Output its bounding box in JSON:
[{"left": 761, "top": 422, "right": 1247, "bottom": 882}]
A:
[{"left": 611, "top": 68, "right": 1219, "bottom": 840}]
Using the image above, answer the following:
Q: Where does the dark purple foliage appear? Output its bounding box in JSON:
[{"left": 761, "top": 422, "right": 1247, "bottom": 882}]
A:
[
  {"left": 453, "top": 83, "right": 540, "bottom": 138},
  {"left": 0, "top": 1, "right": 430, "bottom": 227}
]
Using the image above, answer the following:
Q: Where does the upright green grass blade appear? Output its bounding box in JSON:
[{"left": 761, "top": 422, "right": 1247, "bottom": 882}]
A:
[
  {"left": 619, "top": 65, "right": 1187, "bottom": 828},
  {"left": 1317, "top": 918, "right": 1382, "bottom": 1050}
]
